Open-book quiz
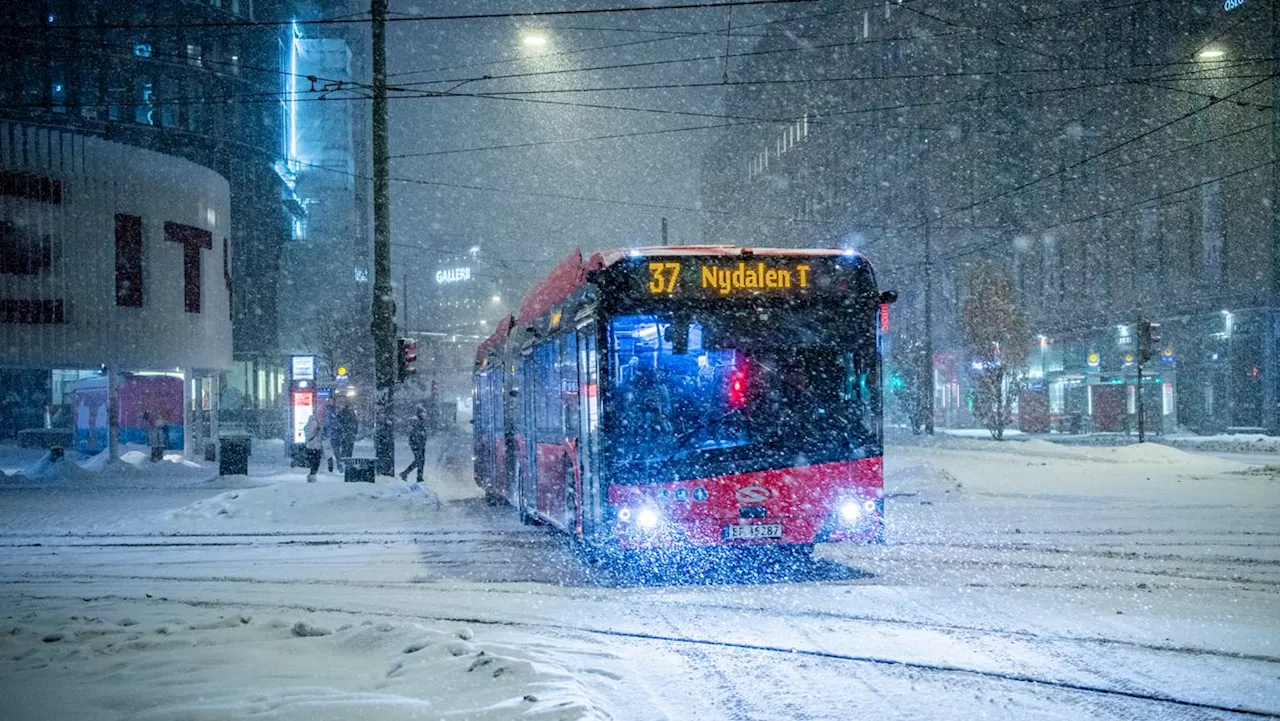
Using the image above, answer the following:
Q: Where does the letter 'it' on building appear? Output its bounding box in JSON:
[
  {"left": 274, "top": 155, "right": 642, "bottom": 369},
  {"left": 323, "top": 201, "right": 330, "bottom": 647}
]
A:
[{"left": 164, "top": 222, "right": 213, "bottom": 313}]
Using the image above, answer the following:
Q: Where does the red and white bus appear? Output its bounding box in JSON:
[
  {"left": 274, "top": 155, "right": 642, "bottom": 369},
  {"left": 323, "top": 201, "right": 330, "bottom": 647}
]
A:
[{"left": 473, "top": 246, "right": 893, "bottom": 558}]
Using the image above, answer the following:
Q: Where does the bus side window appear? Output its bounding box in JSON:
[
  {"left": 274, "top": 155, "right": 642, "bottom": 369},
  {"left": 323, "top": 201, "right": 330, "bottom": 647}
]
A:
[{"left": 562, "top": 331, "right": 580, "bottom": 436}]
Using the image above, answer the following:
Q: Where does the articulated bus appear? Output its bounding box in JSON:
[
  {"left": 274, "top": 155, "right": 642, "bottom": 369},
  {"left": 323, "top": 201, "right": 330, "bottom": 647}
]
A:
[{"left": 473, "top": 246, "right": 894, "bottom": 558}]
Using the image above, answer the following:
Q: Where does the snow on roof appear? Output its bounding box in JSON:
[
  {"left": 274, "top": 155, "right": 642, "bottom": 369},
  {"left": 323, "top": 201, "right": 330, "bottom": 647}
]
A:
[
  {"left": 590, "top": 245, "right": 863, "bottom": 269},
  {"left": 475, "top": 315, "right": 514, "bottom": 362}
]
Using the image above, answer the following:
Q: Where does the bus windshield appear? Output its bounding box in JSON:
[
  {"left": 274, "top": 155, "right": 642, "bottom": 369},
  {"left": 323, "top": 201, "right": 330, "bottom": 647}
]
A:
[{"left": 608, "top": 308, "right": 880, "bottom": 484}]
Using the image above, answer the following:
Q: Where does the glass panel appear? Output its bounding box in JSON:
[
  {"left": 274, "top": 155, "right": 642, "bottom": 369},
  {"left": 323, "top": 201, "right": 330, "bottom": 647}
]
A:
[
  {"left": 561, "top": 332, "right": 579, "bottom": 435},
  {"left": 608, "top": 308, "right": 879, "bottom": 484}
]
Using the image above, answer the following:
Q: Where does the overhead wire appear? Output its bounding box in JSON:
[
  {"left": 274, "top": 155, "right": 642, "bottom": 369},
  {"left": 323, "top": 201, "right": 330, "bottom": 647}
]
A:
[
  {"left": 386, "top": 3, "right": 857, "bottom": 80},
  {"left": 921, "top": 160, "right": 1277, "bottom": 269},
  {"left": 893, "top": 0, "right": 1275, "bottom": 234},
  {"left": 388, "top": 2, "right": 1178, "bottom": 91},
  {"left": 899, "top": 71, "right": 1277, "bottom": 238},
  {"left": 39, "top": 0, "right": 821, "bottom": 32},
  {"left": 387, "top": 0, "right": 1165, "bottom": 82},
  {"left": 420, "top": 61, "right": 1273, "bottom": 98},
  {"left": 7, "top": 0, "right": 1267, "bottom": 239}
]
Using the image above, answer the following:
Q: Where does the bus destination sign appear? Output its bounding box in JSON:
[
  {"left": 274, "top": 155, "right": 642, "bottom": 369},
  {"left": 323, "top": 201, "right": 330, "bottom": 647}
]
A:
[{"left": 648, "top": 260, "right": 812, "bottom": 296}]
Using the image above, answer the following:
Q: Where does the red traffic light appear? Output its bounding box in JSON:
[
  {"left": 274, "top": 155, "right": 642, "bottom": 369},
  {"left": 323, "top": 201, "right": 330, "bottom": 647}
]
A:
[{"left": 397, "top": 338, "right": 418, "bottom": 381}]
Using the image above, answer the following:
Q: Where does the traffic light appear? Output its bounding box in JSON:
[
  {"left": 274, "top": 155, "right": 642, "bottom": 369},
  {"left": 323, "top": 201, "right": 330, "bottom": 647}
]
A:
[
  {"left": 397, "top": 337, "right": 418, "bottom": 381},
  {"left": 1137, "top": 319, "right": 1161, "bottom": 364}
]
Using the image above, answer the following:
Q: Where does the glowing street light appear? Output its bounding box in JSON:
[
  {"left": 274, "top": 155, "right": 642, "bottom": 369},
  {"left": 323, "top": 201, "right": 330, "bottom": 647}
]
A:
[
  {"left": 1197, "top": 49, "right": 1225, "bottom": 60},
  {"left": 521, "top": 31, "right": 548, "bottom": 47}
]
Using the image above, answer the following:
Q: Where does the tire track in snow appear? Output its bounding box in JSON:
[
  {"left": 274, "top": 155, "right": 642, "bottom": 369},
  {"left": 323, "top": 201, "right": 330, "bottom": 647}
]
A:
[
  {"left": 3, "top": 582, "right": 1277, "bottom": 719},
  {"left": 3, "top": 569, "right": 1278, "bottom": 666}
]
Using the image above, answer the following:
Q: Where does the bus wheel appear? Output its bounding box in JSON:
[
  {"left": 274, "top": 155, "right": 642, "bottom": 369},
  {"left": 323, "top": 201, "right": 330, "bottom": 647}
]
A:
[
  {"left": 570, "top": 536, "right": 604, "bottom": 566},
  {"left": 518, "top": 505, "right": 540, "bottom": 526},
  {"left": 483, "top": 490, "right": 503, "bottom": 506}
]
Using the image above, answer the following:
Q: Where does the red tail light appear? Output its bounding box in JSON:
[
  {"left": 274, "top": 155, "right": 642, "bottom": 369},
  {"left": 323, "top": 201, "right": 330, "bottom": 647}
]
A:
[{"left": 728, "top": 365, "right": 747, "bottom": 409}]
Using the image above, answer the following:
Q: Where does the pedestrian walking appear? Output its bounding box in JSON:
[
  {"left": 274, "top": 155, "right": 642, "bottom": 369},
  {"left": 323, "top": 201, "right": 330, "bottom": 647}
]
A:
[
  {"left": 400, "top": 406, "right": 428, "bottom": 483},
  {"left": 146, "top": 411, "right": 166, "bottom": 462},
  {"left": 303, "top": 413, "right": 324, "bottom": 482}
]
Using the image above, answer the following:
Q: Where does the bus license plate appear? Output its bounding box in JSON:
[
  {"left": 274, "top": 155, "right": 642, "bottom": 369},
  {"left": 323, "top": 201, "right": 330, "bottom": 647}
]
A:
[{"left": 725, "top": 523, "right": 783, "bottom": 540}]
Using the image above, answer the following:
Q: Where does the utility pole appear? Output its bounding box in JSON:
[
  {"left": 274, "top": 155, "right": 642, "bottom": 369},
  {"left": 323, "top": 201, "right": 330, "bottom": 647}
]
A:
[
  {"left": 402, "top": 272, "right": 409, "bottom": 333},
  {"left": 922, "top": 221, "right": 935, "bottom": 435},
  {"left": 1269, "top": 0, "right": 1279, "bottom": 433},
  {"left": 661, "top": 217, "right": 669, "bottom": 246},
  {"left": 1136, "top": 356, "right": 1145, "bottom": 443},
  {"left": 107, "top": 365, "right": 119, "bottom": 463},
  {"left": 371, "top": 0, "right": 395, "bottom": 476},
  {"left": 1137, "top": 318, "right": 1160, "bottom": 443}
]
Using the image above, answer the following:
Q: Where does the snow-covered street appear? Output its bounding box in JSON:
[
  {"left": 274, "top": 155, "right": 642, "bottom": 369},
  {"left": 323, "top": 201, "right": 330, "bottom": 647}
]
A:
[{"left": 1, "top": 436, "right": 1277, "bottom": 720}]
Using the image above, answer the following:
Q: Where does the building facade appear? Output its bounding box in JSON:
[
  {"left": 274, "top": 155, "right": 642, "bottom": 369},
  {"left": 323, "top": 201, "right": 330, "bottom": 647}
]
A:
[
  {"left": 701, "top": 0, "right": 1277, "bottom": 433},
  {"left": 275, "top": 29, "right": 374, "bottom": 393},
  {"left": 1, "top": 0, "right": 372, "bottom": 440},
  {"left": 0, "top": 120, "right": 233, "bottom": 453}
]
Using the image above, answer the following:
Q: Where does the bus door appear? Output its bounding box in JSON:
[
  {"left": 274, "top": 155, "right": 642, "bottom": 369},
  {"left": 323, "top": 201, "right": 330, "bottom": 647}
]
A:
[
  {"left": 532, "top": 333, "right": 578, "bottom": 530},
  {"left": 518, "top": 348, "right": 537, "bottom": 517},
  {"left": 575, "top": 323, "right": 601, "bottom": 538},
  {"left": 500, "top": 363, "right": 517, "bottom": 504}
]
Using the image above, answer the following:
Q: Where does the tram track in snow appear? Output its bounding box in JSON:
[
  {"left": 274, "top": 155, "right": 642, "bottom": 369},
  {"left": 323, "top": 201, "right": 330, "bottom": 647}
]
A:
[
  {"left": 7, "top": 570, "right": 1276, "bottom": 666},
  {"left": 6, "top": 529, "right": 1278, "bottom": 580},
  {"left": 2, "top": 581, "right": 1276, "bottom": 720},
  {"left": 1, "top": 529, "right": 1277, "bottom": 666}
]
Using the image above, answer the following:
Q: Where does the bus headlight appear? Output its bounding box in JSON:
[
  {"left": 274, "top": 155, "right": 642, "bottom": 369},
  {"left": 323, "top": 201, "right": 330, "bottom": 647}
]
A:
[
  {"left": 637, "top": 507, "right": 660, "bottom": 529},
  {"left": 618, "top": 508, "right": 632, "bottom": 522},
  {"left": 839, "top": 501, "right": 861, "bottom": 523},
  {"left": 863, "top": 499, "right": 877, "bottom": 514}
]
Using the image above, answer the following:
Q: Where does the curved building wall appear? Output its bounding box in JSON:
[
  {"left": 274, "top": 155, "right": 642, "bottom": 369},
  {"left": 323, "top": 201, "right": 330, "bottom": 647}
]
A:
[
  {"left": 0, "top": 121, "right": 232, "bottom": 371},
  {"left": 0, "top": 0, "right": 294, "bottom": 361}
]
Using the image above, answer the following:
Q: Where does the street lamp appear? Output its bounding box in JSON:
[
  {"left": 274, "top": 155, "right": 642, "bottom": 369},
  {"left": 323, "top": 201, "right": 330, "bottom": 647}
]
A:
[
  {"left": 521, "top": 31, "right": 548, "bottom": 47},
  {"left": 1197, "top": 48, "right": 1226, "bottom": 60}
]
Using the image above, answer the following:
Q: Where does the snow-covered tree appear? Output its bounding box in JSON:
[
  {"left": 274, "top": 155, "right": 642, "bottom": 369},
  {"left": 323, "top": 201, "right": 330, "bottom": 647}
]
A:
[{"left": 960, "top": 269, "right": 1029, "bottom": 441}]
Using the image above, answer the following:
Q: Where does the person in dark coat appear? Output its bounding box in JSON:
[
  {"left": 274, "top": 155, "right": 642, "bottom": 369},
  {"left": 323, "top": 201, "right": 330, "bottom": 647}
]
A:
[
  {"left": 146, "top": 411, "right": 166, "bottom": 462},
  {"left": 399, "top": 406, "right": 428, "bottom": 483},
  {"left": 337, "top": 401, "right": 358, "bottom": 464},
  {"left": 323, "top": 401, "right": 340, "bottom": 472}
]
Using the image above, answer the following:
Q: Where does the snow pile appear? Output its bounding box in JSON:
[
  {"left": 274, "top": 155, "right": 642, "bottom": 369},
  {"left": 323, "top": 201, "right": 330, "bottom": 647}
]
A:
[
  {"left": 0, "top": 444, "right": 212, "bottom": 487},
  {"left": 885, "top": 437, "right": 1259, "bottom": 508},
  {"left": 6, "top": 450, "right": 96, "bottom": 482},
  {"left": 1164, "top": 433, "right": 1280, "bottom": 454},
  {"left": 0, "top": 443, "right": 51, "bottom": 476},
  {"left": 1096, "top": 441, "right": 1235, "bottom": 467},
  {"left": 0, "top": 603, "right": 610, "bottom": 721},
  {"left": 167, "top": 477, "right": 445, "bottom": 528}
]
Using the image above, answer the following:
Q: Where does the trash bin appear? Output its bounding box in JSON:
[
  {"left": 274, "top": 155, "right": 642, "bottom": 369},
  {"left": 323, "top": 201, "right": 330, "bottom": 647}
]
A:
[
  {"left": 219, "top": 435, "right": 252, "bottom": 476},
  {"left": 343, "top": 457, "right": 375, "bottom": 483}
]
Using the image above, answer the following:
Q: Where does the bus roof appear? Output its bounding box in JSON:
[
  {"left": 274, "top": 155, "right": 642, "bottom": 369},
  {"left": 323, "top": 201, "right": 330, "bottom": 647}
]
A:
[
  {"left": 481, "top": 245, "right": 870, "bottom": 361},
  {"left": 475, "top": 315, "right": 514, "bottom": 362},
  {"left": 591, "top": 245, "right": 864, "bottom": 267}
]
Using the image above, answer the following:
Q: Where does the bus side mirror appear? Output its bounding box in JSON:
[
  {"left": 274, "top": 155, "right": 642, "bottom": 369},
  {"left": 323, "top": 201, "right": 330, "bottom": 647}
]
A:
[
  {"left": 879, "top": 290, "right": 898, "bottom": 304},
  {"left": 508, "top": 389, "right": 519, "bottom": 397}
]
